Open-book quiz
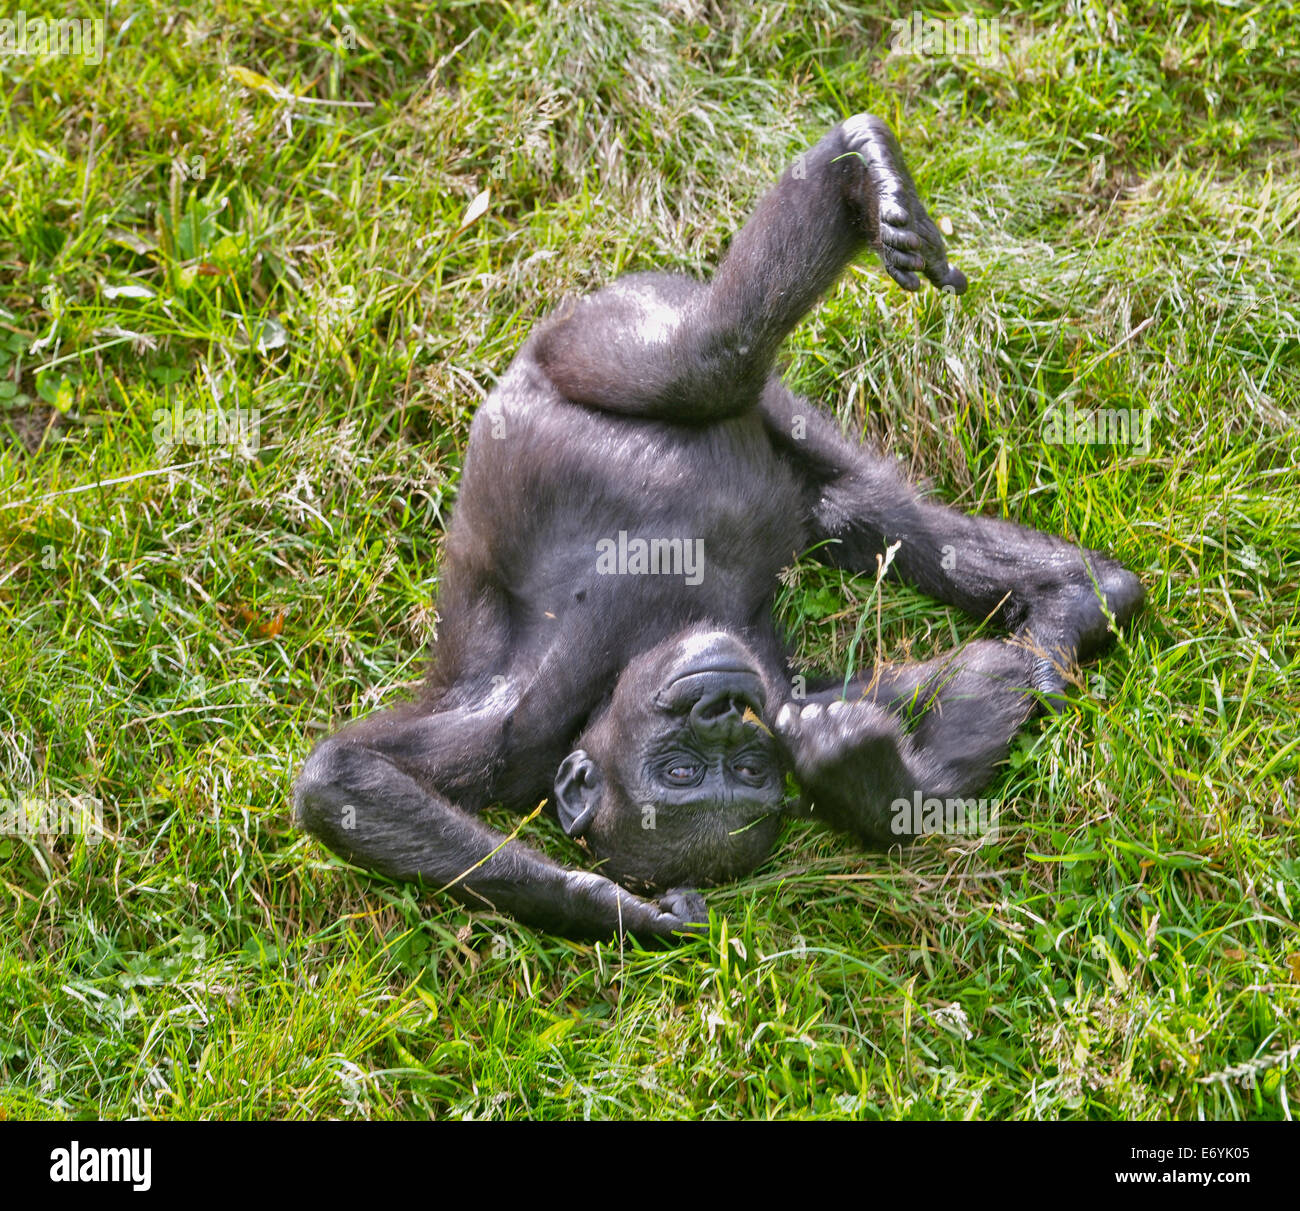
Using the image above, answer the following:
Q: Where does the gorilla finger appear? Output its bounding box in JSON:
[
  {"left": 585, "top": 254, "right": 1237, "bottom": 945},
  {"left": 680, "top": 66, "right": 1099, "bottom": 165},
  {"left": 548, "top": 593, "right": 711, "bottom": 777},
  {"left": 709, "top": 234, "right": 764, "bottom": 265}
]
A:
[
  {"left": 880, "top": 223, "right": 922, "bottom": 252},
  {"left": 1031, "top": 657, "right": 1071, "bottom": 715},
  {"left": 887, "top": 266, "right": 922, "bottom": 292},
  {"left": 927, "top": 262, "right": 968, "bottom": 295},
  {"left": 886, "top": 248, "right": 925, "bottom": 272},
  {"left": 878, "top": 199, "right": 911, "bottom": 227}
]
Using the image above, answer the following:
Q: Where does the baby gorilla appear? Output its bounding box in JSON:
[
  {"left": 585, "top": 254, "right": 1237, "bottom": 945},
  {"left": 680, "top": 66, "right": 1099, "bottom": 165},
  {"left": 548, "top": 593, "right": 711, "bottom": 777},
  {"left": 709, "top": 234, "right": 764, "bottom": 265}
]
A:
[{"left": 295, "top": 114, "right": 1143, "bottom": 940}]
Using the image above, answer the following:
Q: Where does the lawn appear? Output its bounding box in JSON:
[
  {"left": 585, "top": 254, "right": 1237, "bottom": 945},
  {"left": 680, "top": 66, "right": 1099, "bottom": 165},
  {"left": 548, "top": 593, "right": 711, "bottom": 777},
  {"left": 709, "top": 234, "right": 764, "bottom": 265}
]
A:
[{"left": 0, "top": 0, "right": 1296, "bottom": 1120}]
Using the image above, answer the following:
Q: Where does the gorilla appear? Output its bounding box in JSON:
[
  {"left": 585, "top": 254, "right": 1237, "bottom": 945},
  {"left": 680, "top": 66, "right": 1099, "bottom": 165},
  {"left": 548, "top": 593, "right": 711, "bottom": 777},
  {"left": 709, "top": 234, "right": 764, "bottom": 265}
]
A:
[{"left": 295, "top": 114, "right": 1143, "bottom": 940}]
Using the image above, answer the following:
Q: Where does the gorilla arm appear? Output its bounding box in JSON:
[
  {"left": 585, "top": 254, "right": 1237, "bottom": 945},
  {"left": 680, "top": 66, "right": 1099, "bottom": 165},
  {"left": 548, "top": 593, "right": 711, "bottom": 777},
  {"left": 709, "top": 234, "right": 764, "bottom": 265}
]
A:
[
  {"left": 294, "top": 676, "right": 706, "bottom": 941},
  {"left": 758, "top": 381, "right": 1145, "bottom": 699}
]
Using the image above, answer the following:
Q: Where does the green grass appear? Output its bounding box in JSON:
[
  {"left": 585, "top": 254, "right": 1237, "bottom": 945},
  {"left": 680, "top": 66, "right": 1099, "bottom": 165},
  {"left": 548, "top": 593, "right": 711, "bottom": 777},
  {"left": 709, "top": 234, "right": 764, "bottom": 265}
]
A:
[{"left": 1, "top": 0, "right": 1297, "bottom": 1119}]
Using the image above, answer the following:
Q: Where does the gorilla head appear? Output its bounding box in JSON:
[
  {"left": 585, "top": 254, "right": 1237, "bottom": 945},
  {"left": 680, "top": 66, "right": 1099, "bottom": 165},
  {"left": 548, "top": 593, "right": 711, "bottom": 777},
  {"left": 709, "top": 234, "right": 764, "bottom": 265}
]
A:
[{"left": 552, "top": 626, "right": 787, "bottom": 890}]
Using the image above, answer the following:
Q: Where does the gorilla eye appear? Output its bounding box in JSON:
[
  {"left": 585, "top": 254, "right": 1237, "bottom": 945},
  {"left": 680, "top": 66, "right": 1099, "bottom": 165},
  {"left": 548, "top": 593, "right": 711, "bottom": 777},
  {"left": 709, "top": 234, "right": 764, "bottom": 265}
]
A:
[
  {"left": 732, "top": 757, "right": 770, "bottom": 784},
  {"left": 666, "top": 763, "right": 701, "bottom": 784}
]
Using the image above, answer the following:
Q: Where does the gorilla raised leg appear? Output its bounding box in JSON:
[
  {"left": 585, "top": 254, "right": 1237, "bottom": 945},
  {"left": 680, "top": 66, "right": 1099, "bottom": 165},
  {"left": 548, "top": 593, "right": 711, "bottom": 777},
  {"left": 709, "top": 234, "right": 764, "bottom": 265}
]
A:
[{"left": 533, "top": 115, "right": 966, "bottom": 423}]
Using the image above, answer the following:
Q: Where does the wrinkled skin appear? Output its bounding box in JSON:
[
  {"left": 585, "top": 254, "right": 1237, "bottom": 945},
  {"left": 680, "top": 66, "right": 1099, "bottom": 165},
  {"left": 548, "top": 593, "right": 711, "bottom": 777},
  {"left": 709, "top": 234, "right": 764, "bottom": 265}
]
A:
[
  {"left": 554, "top": 630, "right": 787, "bottom": 891},
  {"left": 294, "top": 114, "right": 1143, "bottom": 941}
]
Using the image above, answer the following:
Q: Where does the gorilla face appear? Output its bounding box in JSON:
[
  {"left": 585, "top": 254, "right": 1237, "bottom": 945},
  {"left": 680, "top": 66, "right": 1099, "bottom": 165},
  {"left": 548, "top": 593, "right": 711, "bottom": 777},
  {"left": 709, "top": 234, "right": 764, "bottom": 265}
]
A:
[{"left": 554, "top": 627, "right": 788, "bottom": 890}]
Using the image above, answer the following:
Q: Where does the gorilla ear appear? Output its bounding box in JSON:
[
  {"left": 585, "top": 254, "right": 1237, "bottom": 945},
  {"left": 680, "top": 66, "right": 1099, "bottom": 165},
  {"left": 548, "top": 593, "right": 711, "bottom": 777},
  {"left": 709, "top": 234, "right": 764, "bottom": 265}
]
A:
[{"left": 554, "top": 750, "right": 603, "bottom": 838}]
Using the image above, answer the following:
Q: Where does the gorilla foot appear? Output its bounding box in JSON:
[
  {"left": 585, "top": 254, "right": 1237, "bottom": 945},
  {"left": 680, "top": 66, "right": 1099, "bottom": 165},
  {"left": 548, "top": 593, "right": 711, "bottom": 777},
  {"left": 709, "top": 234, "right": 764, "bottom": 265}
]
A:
[{"left": 841, "top": 113, "right": 968, "bottom": 295}]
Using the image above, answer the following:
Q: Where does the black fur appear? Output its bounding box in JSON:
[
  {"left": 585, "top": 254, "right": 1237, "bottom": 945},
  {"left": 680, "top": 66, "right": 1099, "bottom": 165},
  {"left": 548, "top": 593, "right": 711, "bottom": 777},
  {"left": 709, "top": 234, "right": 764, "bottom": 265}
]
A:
[{"left": 294, "top": 115, "right": 1143, "bottom": 940}]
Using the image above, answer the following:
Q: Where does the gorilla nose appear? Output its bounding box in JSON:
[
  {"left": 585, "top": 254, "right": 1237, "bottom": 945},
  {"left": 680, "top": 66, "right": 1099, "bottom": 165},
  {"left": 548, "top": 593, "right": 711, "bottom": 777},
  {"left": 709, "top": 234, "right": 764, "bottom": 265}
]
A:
[{"left": 690, "top": 690, "right": 751, "bottom": 737}]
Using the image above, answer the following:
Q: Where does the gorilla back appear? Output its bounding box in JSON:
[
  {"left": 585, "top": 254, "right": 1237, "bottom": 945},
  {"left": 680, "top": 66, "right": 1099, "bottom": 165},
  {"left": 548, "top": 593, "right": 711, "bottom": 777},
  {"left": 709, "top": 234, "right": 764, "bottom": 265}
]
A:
[{"left": 295, "top": 114, "right": 1143, "bottom": 941}]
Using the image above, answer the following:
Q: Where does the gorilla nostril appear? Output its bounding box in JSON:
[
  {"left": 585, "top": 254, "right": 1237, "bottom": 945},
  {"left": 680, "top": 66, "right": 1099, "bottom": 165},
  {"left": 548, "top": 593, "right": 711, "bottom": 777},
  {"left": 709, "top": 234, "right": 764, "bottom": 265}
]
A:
[{"left": 694, "top": 693, "right": 740, "bottom": 722}]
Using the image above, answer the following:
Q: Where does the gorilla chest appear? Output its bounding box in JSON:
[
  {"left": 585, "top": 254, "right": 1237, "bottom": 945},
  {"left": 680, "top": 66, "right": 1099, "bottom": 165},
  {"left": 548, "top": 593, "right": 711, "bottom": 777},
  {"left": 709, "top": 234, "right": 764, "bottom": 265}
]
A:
[
  {"left": 619, "top": 416, "right": 796, "bottom": 532},
  {"left": 567, "top": 417, "right": 806, "bottom": 613},
  {"left": 483, "top": 409, "right": 803, "bottom": 622}
]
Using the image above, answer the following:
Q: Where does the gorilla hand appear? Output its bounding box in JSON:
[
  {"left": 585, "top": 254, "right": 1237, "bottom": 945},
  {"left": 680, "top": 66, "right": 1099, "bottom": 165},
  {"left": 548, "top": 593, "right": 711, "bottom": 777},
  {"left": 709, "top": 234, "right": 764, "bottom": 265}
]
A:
[
  {"left": 1019, "top": 554, "right": 1145, "bottom": 708},
  {"left": 564, "top": 872, "right": 707, "bottom": 942},
  {"left": 655, "top": 887, "right": 709, "bottom": 935},
  {"left": 773, "top": 699, "right": 925, "bottom": 847}
]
